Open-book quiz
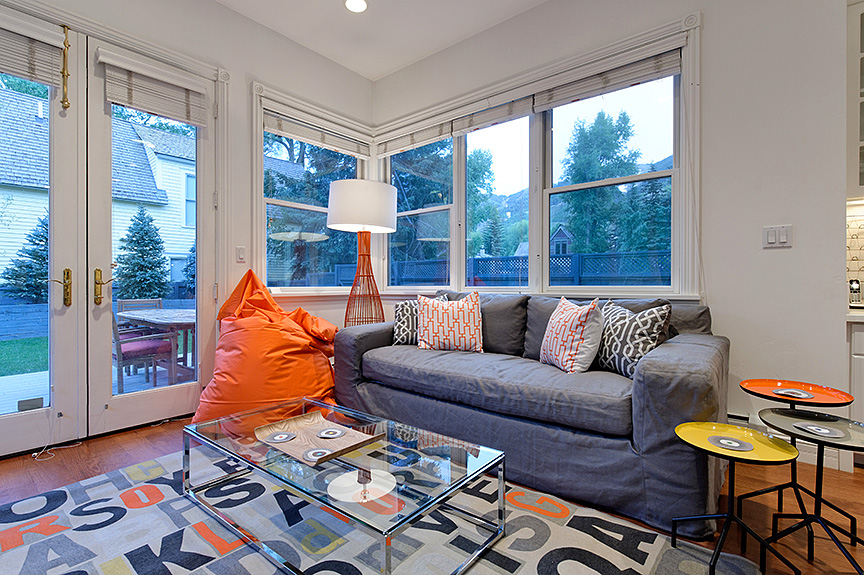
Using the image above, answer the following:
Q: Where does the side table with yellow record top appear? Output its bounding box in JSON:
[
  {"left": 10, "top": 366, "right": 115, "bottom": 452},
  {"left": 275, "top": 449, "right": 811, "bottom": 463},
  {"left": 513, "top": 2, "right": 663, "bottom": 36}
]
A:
[{"left": 672, "top": 422, "right": 800, "bottom": 575}]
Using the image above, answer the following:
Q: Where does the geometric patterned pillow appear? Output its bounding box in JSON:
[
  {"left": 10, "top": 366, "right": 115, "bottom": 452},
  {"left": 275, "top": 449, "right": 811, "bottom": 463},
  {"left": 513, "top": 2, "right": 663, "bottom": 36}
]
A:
[
  {"left": 596, "top": 301, "right": 671, "bottom": 378},
  {"left": 539, "top": 297, "right": 602, "bottom": 373},
  {"left": 392, "top": 295, "right": 447, "bottom": 346},
  {"left": 417, "top": 291, "right": 483, "bottom": 352}
]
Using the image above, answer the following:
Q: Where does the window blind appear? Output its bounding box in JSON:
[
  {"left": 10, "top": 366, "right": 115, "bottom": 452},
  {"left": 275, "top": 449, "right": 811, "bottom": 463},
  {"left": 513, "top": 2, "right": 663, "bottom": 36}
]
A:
[
  {"left": 452, "top": 96, "right": 533, "bottom": 136},
  {"left": 376, "top": 121, "right": 452, "bottom": 157},
  {"left": 0, "top": 26, "right": 62, "bottom": 88},
  {"left": 533, "top": 49, "right": 681, "bottom": 113},
  {"left": 98, "top": 48, "right": 209, "bottom": 127},
  {"left": 264, "top": 111, "right": 371, "bottom": 159}
]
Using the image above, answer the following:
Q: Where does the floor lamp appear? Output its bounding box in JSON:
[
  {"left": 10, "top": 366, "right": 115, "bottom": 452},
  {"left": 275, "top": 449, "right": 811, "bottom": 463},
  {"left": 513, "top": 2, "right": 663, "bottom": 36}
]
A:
[{"left": 327, "top": 179, "right": 397, "bottom": 327}]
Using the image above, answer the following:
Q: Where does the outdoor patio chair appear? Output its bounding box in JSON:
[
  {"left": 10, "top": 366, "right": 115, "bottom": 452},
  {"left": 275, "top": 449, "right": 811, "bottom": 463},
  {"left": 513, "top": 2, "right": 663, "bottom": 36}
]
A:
[{"left": 112, "top": 313, "right": 177, "bottom": 393}]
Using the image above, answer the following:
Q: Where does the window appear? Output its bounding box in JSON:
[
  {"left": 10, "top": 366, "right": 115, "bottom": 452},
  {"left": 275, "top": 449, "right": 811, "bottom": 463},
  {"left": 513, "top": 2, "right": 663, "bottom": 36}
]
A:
[
  {"left": 388, "top": 139, "right": 453, "bottom": 286},
  {"left": 262, "top": 116, "right": 361, "bottom": 287},
  {"left": 465, "top": 116, "right": 529, "bottom": 287},
  {"left": 185, "top": 174, "right": 196, "bottom": 226},
  {"left": 547, "top": 76, "right": 674, "bottom": 287}
]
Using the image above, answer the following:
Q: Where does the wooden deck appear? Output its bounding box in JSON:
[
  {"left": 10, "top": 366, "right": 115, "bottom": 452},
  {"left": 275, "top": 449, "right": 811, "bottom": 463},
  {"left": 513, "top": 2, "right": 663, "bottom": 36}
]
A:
[{"left": 0, "top": 365, "right": 196, "bottom": 415}]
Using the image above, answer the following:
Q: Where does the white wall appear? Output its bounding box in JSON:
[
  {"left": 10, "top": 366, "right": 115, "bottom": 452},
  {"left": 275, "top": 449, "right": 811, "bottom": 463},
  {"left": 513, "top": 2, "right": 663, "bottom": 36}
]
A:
[
  {"left": 377, "top": 0, "right": 848, "bottom": 420},
  {"left": 26, "top": 0, "right": 849, "bottom": 420}
]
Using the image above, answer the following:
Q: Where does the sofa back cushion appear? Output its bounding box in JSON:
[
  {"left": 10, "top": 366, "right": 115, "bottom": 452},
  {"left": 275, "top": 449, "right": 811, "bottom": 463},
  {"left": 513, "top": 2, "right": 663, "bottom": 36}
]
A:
[
  {"left": 437, "top": 291, "right": 529, "bottom": 356},
  {"left": 524, "top": 296, "right": 671, "bottom": 360}
]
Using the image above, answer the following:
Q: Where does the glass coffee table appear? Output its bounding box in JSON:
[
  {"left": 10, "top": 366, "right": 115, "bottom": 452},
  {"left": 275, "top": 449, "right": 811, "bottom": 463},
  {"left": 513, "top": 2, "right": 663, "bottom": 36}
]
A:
[{"left": 183, "top": 398, "right": 505, "bottom": 574}]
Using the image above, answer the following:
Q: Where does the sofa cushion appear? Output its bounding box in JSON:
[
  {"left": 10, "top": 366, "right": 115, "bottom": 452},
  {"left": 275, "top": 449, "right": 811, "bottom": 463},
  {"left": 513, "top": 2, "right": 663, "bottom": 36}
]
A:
[
  {"left": 669, "top": 304, "right": 712, "bottom": 335},
  {"left": 361, "top": 346, "right": 633, "bottom": 436},
  {"left": 539, "top": 298, "right": 602, "bottom": 373},
  {"left": 418, "top": 292, "right": 483, "bottom": 352},
  {"left": 524, "top": 296, "right": 670, "bottom": 360},
  {"left": 597, "top": 302, "right": 671, "bottom": 378},
  {"left": 437, "top": 290, "right": 529, "bottom": 356},
  {"left": 392, "top": 295, "right": 446, "bottom": 346}
]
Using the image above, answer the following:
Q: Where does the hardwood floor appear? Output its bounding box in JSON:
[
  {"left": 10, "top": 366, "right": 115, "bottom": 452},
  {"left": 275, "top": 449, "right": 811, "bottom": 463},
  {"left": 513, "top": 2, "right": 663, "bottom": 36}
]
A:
[{"left": 0, "top": 421, "right": 861, "bottom": 574}]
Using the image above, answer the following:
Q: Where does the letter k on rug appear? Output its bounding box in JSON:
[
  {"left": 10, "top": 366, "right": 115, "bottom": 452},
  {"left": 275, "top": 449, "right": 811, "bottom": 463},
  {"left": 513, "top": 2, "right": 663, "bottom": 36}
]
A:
[{"left": 0, "top": 452, "right": 758, "bottom": 574}]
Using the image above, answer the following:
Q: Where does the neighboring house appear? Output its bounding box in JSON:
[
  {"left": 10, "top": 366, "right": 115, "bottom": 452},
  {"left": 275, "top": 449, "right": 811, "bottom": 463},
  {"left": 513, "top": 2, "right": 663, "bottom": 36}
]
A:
[
  {"left": 550, "top": 224, "right": 573, "bottom": 255},
  {"left": 513, "top": 225, "right": 573, "bottom": 258},
  {"left": 0, "top": 86, "right": 199, "bottom": 295}
]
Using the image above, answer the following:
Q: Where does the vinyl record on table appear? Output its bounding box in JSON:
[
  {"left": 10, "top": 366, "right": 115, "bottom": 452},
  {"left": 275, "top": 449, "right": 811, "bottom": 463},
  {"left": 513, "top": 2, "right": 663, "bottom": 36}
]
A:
[
  {"left": 317, "top": 427, "right": 346, "bottom": 439},
  {"left": 772, "top": 388, "right": 814, "bottom": 400},
  {"left": 303, "top": 448, "right": 332, "bottom": 462},
  {"left": 265, "top": 432, "right": 296, "bottom": 443},
  {"left": 327, "top": 469, "right": 397, "bottom": 503},
  {"left": 707, "top": 435, "right": 754, "bottom": 451},
  {"left": 792, "top": 421, "right": 846, "bottom": 439}
]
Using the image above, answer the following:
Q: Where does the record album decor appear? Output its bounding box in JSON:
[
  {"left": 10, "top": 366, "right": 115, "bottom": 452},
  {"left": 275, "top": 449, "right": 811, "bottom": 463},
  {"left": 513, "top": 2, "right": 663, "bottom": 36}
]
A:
[{"left": 254, "top": 411, "right": 384, "bottom": 466}]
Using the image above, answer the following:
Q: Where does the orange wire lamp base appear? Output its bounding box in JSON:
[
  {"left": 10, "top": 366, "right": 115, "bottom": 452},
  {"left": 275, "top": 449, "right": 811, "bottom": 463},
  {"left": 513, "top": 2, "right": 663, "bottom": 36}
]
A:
[{"left": 344, "top": 231, "right": 384, "bottom": 327}]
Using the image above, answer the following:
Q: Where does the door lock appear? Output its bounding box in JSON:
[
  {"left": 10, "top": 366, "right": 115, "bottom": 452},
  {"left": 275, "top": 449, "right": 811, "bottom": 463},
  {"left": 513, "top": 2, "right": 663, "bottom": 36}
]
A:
[
  {"left": 48, "top": 268, "right": 72, "bottom": 307},
  {"left": 94, "top": 268, "right": 115, "bottom": 305}
]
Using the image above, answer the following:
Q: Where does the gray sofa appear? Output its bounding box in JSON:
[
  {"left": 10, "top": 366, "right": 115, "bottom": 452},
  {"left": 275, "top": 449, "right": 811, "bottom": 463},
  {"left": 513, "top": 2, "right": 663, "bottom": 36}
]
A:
[{"left": 334, "top": 292, "right": 729, "bottom": 537}]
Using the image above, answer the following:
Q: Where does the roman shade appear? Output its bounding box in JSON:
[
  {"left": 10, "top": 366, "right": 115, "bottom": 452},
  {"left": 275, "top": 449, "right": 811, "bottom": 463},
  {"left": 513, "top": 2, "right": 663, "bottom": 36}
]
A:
[
  {"left": 97, "top": 47, "right": 209, "bottom": 127},
  {"left": 265, "top": 110, "right": 371, "bottom": 159},
  {"left": 0, "top": 17, "right": 63, "bottom": 88}
]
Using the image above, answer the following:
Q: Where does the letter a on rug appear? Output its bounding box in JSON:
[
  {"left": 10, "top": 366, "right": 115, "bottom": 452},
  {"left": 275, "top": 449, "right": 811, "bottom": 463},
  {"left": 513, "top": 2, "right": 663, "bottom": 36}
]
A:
[{"left": 0, "top": 452, "right": 759, "bottom": 574}]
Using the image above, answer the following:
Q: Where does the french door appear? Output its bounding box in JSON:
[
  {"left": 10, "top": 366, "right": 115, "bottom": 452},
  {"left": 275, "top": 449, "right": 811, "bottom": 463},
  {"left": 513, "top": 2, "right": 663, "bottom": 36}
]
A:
[
  {"left": 0, "top": 12, "right": 215, "bottom": 456},
  {"left": 86, "top": 38, "right": 215, "bottom": 435}
]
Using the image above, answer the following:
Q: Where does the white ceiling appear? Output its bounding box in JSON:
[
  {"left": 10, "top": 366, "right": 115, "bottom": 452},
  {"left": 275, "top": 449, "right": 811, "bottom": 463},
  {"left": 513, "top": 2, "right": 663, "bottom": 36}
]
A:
[{"left": 211, "top": 0, "right": 551, "bottom": 81}]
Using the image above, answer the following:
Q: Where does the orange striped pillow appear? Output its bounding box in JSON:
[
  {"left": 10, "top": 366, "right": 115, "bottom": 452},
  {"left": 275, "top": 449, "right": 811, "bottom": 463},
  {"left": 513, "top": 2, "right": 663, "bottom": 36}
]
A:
[
  {"left": 539, "top": 297, "right": 602, "bottom": 373},
  {"left": 417, "top": 291, "right": 483, "bottom": 352}
]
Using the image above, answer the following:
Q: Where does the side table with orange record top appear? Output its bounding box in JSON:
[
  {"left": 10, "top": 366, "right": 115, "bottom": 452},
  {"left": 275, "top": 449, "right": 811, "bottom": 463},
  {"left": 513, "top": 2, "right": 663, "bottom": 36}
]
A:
[
  {"left": 672, "top": 422, "right": 800, "bottom": 575},
  {"left": 737, "top": 379, "right": 856, "bottom": 558}
]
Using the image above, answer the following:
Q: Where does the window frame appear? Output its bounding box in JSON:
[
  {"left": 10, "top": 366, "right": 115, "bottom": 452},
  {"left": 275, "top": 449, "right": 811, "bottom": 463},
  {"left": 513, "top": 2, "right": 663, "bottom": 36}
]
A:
[
  {"left": 252, "top": 83, "right": 373, "bottom": 296},
  {"left": 376, "top": 21, "right": 699, "bottom": 299}
]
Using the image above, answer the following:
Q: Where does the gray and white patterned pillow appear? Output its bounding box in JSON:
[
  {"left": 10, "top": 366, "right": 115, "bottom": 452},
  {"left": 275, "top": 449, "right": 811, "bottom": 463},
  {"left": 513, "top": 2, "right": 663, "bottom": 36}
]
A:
[
  {"left": 597, "top": 302, "right": 671, "bottom": 378},
  {"left": 392, "top": 295, "right": 446, "bottom": 345}
]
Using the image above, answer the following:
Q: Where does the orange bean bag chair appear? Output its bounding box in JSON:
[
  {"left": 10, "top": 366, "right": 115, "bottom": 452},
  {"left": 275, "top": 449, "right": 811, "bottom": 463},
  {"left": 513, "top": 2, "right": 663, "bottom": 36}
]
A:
[{"left": 191, "top": 269, "right": 338, "bottom": 432}]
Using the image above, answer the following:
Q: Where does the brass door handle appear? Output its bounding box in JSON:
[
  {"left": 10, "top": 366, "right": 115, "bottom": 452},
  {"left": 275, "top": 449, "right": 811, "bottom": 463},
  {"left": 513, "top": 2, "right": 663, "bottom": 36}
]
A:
[
  {"left": 48, "top": 268, "right": 72, "bottom": 307},
  {"left": 94, "top": 267, "right": 115, "bottom": 305}
]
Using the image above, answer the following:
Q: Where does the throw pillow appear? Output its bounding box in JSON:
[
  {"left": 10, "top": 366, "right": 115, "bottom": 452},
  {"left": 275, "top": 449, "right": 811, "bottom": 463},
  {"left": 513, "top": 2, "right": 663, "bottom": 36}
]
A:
[
  {"left": 392, "top": 295, "right": 446, "bottom": 346},
  {"left": 539, "top": 297, "right": 602, "bottom": 374},
  {"left": 597, "top": 301, "right": 671, "bottom": 378},
  {"left": 417, "top": 291, "right": 483, "bottom": 352}
]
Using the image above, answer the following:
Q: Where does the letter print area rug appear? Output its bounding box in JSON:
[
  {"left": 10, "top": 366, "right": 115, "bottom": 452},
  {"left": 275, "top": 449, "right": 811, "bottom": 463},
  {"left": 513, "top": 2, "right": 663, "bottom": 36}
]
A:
[{"left": 0, "top": 452, "right": 759, "bottom": 575}]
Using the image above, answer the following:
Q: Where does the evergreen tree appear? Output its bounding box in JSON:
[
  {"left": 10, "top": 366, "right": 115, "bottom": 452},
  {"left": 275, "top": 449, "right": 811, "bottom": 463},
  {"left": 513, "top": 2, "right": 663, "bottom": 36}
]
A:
[
  {"left": 115, "top": 206, "right": 170, "bottom": 299},
  {"left": 483, "top": 208, "right": 505, "bottom": 256},
  {"left": 1, "top": 214, "right": 49, "bottom": 303},
  {"left": 182, "top": 244, "right": 196, "bottom": 296},
  {"left": 465, "top": 148, "right": 496, "bottom": 257}
]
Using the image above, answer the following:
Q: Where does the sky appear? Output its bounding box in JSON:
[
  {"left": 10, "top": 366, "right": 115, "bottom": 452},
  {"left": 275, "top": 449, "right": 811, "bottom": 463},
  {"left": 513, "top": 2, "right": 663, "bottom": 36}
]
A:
[{"left": 466, "top": 76, "right": 674, "bottom": 196}]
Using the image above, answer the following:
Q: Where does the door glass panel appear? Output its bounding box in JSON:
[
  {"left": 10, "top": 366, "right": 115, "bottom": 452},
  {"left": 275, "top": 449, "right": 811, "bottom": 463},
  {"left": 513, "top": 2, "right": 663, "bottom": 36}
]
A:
[
  {"left": 111, "top": 105, "right": 197, "bottom": 395},
  {"left": 0, "top": 74, "right": 51, "bottom": 416}
]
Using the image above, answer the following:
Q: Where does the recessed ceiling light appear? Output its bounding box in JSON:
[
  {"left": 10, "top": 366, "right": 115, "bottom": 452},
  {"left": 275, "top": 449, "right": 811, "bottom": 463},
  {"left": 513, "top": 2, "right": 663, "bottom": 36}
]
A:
[{"left": 345, "top": 0, "right": 367, "bottom": 13}]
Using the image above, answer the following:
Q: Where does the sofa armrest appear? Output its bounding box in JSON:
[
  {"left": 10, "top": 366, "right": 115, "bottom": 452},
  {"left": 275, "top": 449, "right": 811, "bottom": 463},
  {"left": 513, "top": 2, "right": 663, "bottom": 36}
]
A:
[
  {"left": 632, "top": 333, "right": 730, "bottom": 452},
  {"left": 334, "top": 322, "right": 394, "bottom": 411}
]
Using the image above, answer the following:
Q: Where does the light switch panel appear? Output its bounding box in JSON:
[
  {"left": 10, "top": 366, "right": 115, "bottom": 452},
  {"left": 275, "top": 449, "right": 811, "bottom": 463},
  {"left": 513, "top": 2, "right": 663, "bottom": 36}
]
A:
[{"left": 762, "top": 225, "right": 792, "bottom": 249}]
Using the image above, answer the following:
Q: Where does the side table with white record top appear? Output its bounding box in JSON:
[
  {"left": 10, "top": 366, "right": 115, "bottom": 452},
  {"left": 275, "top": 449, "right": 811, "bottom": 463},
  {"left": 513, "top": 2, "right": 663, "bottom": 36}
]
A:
[
  {"left": 759, "top": 408, "right": 864, "bottom": 574},
  {"left": 737, "top": 379, "right": 856, "bottom": 556}
]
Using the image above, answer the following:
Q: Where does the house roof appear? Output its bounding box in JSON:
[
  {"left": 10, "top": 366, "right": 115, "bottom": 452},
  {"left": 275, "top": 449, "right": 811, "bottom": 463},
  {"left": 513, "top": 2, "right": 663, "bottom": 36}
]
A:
[
  {"left": 112, "top": 120, "right": 168, "bottom": 205},
  {"left": 0, "top": 88, "right": 49, "bottom": 190},
  {"left": 0, "top": 86, "right": 179, "bottom": 205},
  {"left": 132, "top": 123, "right": 195, "bottom": 161},
  {"left": 264, "top": 155, "right": 306, "bottom": 180}
]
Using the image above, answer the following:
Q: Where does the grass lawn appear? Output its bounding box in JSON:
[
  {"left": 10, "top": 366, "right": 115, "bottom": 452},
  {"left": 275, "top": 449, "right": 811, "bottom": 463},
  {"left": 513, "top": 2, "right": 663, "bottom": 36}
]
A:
[
  {"left": 0, "top": 332, "right": 190, "bottom": 377},
  {"left": 0, "top": 337, "right": 48, "bottom": 376}
]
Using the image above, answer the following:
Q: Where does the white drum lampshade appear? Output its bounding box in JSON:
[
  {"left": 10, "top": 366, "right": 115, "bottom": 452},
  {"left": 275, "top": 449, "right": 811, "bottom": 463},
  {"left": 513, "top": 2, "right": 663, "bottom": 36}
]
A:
[
  {"left": 327, "top": 180, "right": 397, "bottom": 233},
  {"left": 327, "top": 179, "right": 397, "bottom": 327}
]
